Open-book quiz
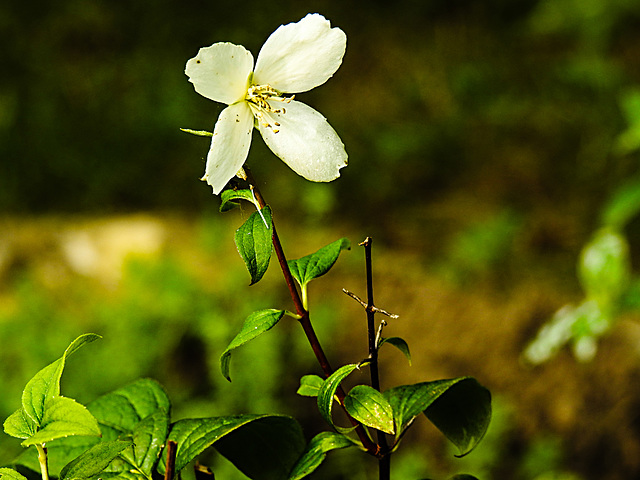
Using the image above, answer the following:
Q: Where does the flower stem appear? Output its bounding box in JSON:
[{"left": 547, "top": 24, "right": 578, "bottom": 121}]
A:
[
  {"left": 35, "top": 444, "right": 49, "bottom": 480},
  {"left": 243, "top": 168, "right": 381, "bottom": 458}
]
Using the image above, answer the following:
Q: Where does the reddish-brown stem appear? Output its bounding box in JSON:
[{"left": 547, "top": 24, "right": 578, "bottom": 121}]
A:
[
  {"left": 244, "top": 168, "right": 381, "bottom": 458},
  {"left": 164, "top": 440, "right": 177, "bottom": 480}
]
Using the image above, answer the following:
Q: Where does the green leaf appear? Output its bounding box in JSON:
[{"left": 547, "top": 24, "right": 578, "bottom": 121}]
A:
[
  {"left": 378, "top": 337, "right": 411, "bottom": 365},
  {"left": 12, "top": 437, "right": 100, "bottom": 478},
  {"left": 78, "top": 381, "right": 169, "bottom": 480},
  {"left": 425, "top": 378, "right": 491, "bottom": 457},
  {"left": 159, "top": 414, "right": 305, "bottom": 480},
  {"left": 220, "top": 189, "right": 258, "bottom": 212},
  {"left": 59, "top": 439, "right": 133, "bottom": 480},
  {"left": 288, "top": 431, "right": 358, "bottom": 480},
  {"left": 119, "top": 411, "right": 169, "bottom": 476},
  {"left": 22, "top": 396, "right": 101, "bottom": 447},
  {"left": 287, "top": 238, "right": 350, "bottom": 288},
  {"left": 578, "top": 227, "right": 630, "bottom": 307},
  {"left": 344, "top": 385, "right": 395, "bottom": 435},
  {"left": 87, "top": 378, "right": 171, "bottom": 439},
  {"left": 220, "top": 309, "right": 285, "bottom": 382},
  {"left": 235, "top": 206, "right": 273, "bottom": 285},
  {"left": 614, "top": 89, "right": 640, "bottom": 155},
  {"left": 0, "top": 468, "right": 29, "bottom": 480},
  {"left": 3, "top": 408, "right": 37, "bottom": 439},
  {"left": 385, "top": 377, "right": 491, "bottom": 456},
  {"left": 601, "top": 176, "right": 640, "bottom": 228},
  {"left": 317, "top": 364, "right": 359, "bottom": 431},
  {"left": 180, "top": 128, "right": 213, "bottom": 137},
  {"left": 449, "top": 475, "right": 480, "bottom": 480},
  {"left": 297, "top": 375, "right": 324, "bottom": 397},
  {"left": 22, "top": 334, "right": 101, "bottom": 427}
]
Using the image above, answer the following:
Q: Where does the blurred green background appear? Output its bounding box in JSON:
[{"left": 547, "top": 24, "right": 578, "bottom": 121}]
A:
[{"left": 2, "top": 0, "right": 640, "bottom": 479}]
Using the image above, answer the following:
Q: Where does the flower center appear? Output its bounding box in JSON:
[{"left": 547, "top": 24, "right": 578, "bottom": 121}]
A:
[{"left": 245, "top": 84, "right": 294, "bottom": 133}]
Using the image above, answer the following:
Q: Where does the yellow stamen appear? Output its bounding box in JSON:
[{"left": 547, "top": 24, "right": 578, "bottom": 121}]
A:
[{"left": 245, "top": 84, "right": 294, "bottom": 133}]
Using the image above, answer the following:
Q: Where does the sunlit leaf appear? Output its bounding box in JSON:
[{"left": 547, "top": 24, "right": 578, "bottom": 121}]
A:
[
  {"left": 12, "top": 437, "right": 100, "bottom": 478},
  {"left": 180, "top": 128, "right": 213, "bottom": 137},
  {"left": 287, "top": 238, "right": 350, "bottom": 288},
  {"left": 22, "top": 396, "right": 101, "bottom": 447},
  {"left": 0, "top": 468, "right": 29, "bottom": 480},
  {"left": 87, "top": 378, "right": 171, "bottom": 440},
  {"left": 59, "top": 439, "right": 133, "bottom": 480},
  {"left": 22, "top": 334, "right": 101, "bottom": 427},
  {"left": 159, "top": 414, "right": 305, "bottom": 480},
  {"left": 288, "top": 432, "right": 358, "bottom": 480},
  {"left": 220, "top": 309, "right": 285, "bottom": 382},
  {"left": 3, "top": 408, "right": 37, "bottom": 440},
  {"left": 297, "top": 375, "right": 324, "bottom": 397},
  {"left": 235, "top": 206, "right": 273, "bottom": 285},
  {"left": 344, "top": 385, "right": 394, "bottom": 434}
]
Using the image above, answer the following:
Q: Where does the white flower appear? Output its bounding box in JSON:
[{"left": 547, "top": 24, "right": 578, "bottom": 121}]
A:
[{"left": 185, "top": 13, "right": 348, "bottom": 194}]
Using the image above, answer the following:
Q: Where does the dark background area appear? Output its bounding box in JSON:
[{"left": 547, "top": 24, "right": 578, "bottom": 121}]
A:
[{"left": 2, "top": 0, "right": 639, "bottom": 223}]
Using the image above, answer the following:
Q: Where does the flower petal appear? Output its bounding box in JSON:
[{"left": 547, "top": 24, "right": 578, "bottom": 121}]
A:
[
  {"left": 256, "top": 100, "right": 347, "bottom": 182},
  {"left": 186, "top": 43, "right": 254, "bottom": 105},
  {"left": 253, "top": 14, "right": 346, "bottom": 93},
  {"left": 203, "top": 102, "right": 254, "bottom": 194}
]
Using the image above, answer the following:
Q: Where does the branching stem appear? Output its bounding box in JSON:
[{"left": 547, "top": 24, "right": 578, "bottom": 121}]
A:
[
  {"left": 361, "top": 237, "right": 391, "bottom": 480},
  {"left": 243, "top": 168, "right": 381, "bottom": 458}
]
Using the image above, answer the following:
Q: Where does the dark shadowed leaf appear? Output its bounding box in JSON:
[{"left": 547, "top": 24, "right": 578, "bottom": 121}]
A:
[
  {"left": 378, "top": 337, "right": 411, "bottom": 365},
  {"left": 385, "top": 377, "right": 491, "bottom": 456},
  {"left": 159, "top": 414, "right": 305, "bottom": 480},
  {"left": 425, "top": 378, "right": 491, "bottom": 457}
]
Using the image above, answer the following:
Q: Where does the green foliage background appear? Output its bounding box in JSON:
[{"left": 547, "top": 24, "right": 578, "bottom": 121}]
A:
[{"left": 2, "top": 0, "right": 640, "bottom": 479}]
